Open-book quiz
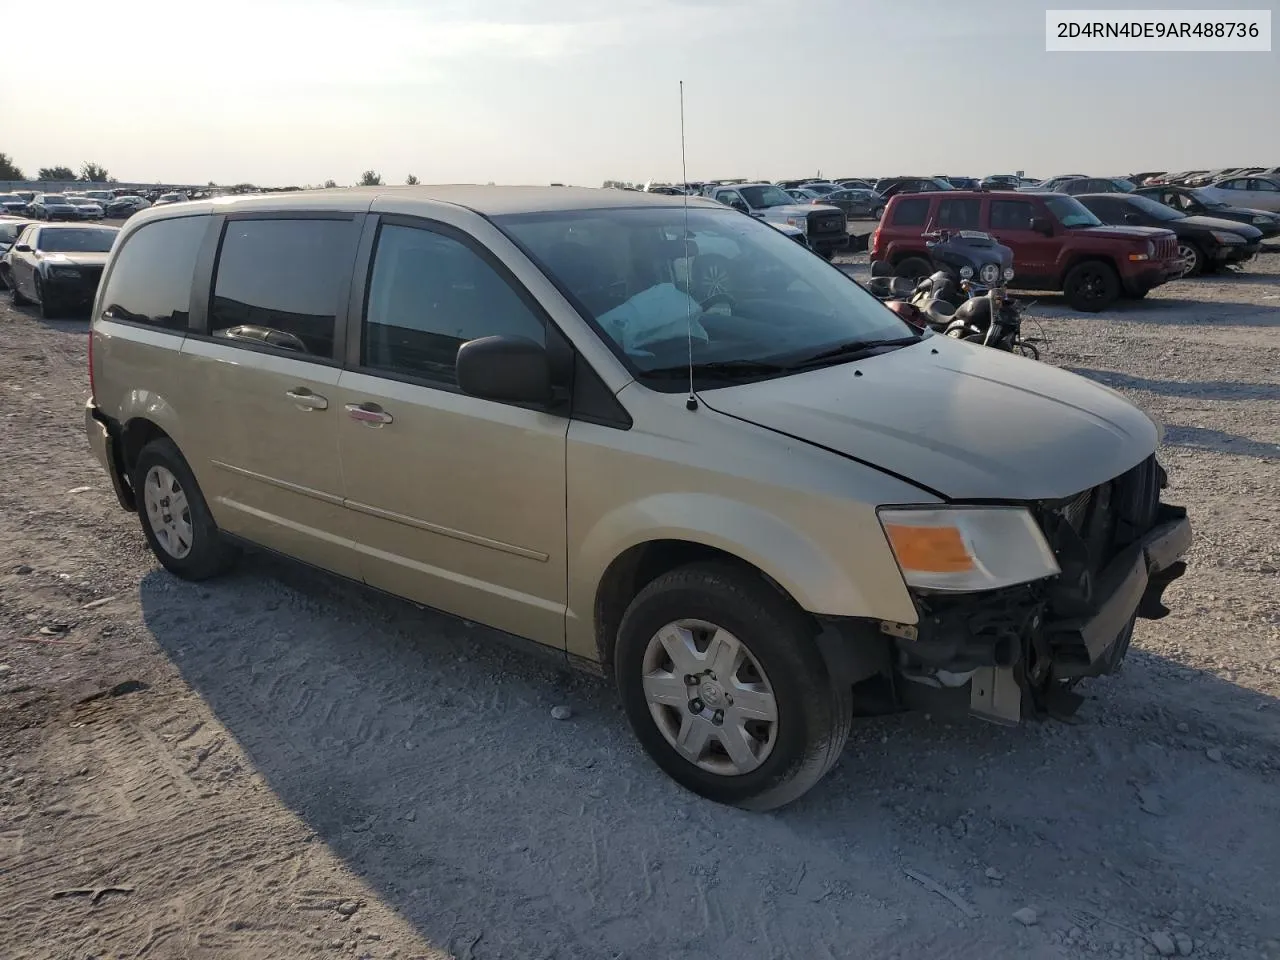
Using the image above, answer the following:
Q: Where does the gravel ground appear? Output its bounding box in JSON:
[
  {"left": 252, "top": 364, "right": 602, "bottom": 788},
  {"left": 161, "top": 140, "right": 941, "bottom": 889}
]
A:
[{"left": 0, "top": 254, "right": 1277, "bottom": 960}]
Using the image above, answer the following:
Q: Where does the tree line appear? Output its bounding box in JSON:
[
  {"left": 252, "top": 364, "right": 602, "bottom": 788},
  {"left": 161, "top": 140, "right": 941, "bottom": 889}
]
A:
[
  {"left": 0, "top": 153, "right": 422, "bottom": 189},
  {"left": 0, "top": 155, "right": 114, "bottom": 182}
]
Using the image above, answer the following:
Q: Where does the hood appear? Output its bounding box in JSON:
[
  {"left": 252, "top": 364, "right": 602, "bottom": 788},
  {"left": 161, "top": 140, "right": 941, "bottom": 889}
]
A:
[
  {"left": 1178, "top": 214, "right": 1263, "bottom": 240},
  {"left": 765, "top": 203, "right": 837, "bottom": 219},
  {"left": 39, "top": 251, "right": 110, "bottom": 267},
  {"left": 1074, "top": 224, "right": 1172, "bottom": 242},
  {"left": 1206, "top": 204, "right": 1277, "bottom": 220},
  {"left": 699, "top": 336, "right": 1158, "bottom": 501}
]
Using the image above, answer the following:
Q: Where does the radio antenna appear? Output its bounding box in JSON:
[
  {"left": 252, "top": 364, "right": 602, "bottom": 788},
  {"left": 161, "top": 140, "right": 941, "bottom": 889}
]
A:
[{"left": 680, "top": 80, "right": 697, "bottom": 412}]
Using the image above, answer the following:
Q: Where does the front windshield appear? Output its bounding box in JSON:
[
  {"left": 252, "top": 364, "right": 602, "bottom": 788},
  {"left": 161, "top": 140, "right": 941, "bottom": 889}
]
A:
[
  {"left": 740, "top": 185, "right": 794, "bottom": 209},
  {"left": 42, "top": 195, "right": 68, "bottom": 204},
  {"left": 1044, "top": 195, "right": 1102, "bottom": 228},
  {"left": 1126, "top": 194, "right": 1185, "bottom": 221},
  {"left": 36, "top": 228, "right": 118, "bottom": 253},
  {"left": 495, "top": 207, "right": 914, "bottom": 382}
]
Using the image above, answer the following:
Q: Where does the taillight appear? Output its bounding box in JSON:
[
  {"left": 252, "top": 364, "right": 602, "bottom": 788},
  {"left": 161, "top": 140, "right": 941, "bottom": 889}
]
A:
[{"left": 88, "top": 325, "right": 95, "bottom": 400}]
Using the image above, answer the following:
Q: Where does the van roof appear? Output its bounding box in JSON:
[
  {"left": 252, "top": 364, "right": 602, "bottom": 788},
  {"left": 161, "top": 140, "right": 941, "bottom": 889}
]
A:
[{"left": 173, "top": 185, "right": 720, "bottom": 218}]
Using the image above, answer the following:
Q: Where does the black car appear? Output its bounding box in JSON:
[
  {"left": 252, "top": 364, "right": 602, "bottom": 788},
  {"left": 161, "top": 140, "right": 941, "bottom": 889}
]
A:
[
  {"left": 937, "top": 176, "right": 979, "bottom": 189},
  {"left": 1053, "top": 177, "right": 1136, "bottom": 196},
  {"left": 815, "top": 188, "right": 884, "bottom": 219},
  {"left": 872, "top": 176, "right": 955, "bottom": 199},
  {"left": 105, "top": 195, "right": 152, "bottom": 218},
  {"left": 1, "top": 223, "right": 119, "bottom": 318},
  {"left": 0, "top": 218, "right": 34, "bottom": 288},
  {"left": 1135, "top": 185, "right": 1280, "bottom": 240},
  {"left": 1076, "top": 193, "right": 1262, "bottom": 277}
]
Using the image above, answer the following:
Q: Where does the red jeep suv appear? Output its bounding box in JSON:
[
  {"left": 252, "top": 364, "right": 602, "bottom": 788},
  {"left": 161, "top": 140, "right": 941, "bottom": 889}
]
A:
[{"left": 869, "top": 191, "right": 1183, "bottom": 311}]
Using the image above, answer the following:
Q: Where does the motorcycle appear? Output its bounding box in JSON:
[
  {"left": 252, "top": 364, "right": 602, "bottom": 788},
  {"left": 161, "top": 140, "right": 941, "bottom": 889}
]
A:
[{"left": 868, "top": 230, "right": 1040, "bottom": 358}]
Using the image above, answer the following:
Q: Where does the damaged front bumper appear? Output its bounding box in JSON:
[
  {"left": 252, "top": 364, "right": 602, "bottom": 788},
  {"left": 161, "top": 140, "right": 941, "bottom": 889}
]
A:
[{"left": 885, "top": 497, "right": 1191, "bottom": 726}]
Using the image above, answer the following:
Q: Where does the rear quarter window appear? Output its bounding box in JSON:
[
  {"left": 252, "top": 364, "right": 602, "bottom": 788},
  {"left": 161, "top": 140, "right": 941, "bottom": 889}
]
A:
[
  {"left": 891, "top": 197, "right": 931, "bottom": 226},
  {"left": 937, "top": 198, "right": 980, "bottom": 229},
  {"left": 98, "top": 215, "right": 208, "bottom": 330},
  {"left": 210, "top": 218, "right": 358, "bottom": 360}
]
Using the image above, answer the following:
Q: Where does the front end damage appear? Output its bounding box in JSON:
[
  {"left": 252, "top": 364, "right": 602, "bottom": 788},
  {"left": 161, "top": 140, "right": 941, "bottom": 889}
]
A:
[{"left": 883, "top": 454, "right": 1191, "bottom": 724}]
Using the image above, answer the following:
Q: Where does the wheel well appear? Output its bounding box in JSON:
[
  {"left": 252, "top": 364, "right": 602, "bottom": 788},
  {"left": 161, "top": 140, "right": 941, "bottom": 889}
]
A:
[
  {"left": 593, "top": 540, "right": 792, "bottom": 673},
  {"left": 120, "top": 418, "right": 172, "bottom": 476},
  {"left": 891, "top": 249, "right": 929, "bottom": 266},
  {"left": 1060, "top": 254, "right": 1119, "bottom": 284}
]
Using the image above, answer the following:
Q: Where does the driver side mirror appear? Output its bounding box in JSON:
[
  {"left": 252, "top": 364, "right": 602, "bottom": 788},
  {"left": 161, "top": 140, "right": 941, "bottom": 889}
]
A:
[
  {"left": 1029, "top": 217, "right": 1054, "bottom": 236},
  {"left": 456, "top": 335, "right": 552, "bottom": 405},
  {"left": 728, "top": 199, "right": 749, "bottom": 213},
  {"left": 13, "top": 243, "right": 31, "bottom": 253}
]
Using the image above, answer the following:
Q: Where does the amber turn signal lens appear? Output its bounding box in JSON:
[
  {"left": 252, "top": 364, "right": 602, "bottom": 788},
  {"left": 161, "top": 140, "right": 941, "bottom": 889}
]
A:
[{"left": 882, "top": 523, "right": 975, "bottom": 574}]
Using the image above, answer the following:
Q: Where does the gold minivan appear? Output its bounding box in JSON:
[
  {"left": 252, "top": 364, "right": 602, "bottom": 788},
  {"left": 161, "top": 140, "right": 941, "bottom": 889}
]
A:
[{"left": 85, "top": 187, "right": 1192, "bottom": 809}]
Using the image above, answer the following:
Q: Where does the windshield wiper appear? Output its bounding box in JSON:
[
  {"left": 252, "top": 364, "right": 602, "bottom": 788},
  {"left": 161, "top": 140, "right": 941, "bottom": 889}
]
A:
[
  {"left": 644, "top": 359, "right": 792, "bottom": 380},
  {"left": 790, "top": 335, "right": 922, "bottom": 369}
]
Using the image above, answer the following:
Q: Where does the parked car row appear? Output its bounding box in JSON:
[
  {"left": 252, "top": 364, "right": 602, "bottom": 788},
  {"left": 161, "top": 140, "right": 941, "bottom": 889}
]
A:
[{"left": 0, "top": 220, "right": 120, "bottom": 318}]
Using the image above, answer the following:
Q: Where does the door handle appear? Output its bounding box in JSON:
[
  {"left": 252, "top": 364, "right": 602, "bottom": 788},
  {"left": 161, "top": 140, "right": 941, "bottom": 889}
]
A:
[
  {"left": 345, "top": 402, "right": 393, "bottom": 426},
  {"left": 286, "top": 388, "right": 328, "bottom": 411}
]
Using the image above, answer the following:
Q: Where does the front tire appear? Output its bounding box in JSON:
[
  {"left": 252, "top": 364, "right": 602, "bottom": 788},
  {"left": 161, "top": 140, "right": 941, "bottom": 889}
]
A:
[
  {"left": 35, "top": 277, "right": 60, "bottom": 320},
  {"left": 1177, "top": 241, "right": 1204, "bottom": 277},
  {"left": 131, "top": 438, "right": 239, "bottom": 580},
  {"left": 615, "top": 561, "right": 852, "bottom": 810},
  {"left": 10, "top": 273, "right": 30, "bottom": 305},
  {"left": 894, "top": 256, "right": 932, "bottom": 282},
  {"left": 1063, "top": 260, "right": 1120, "bottom": 312}
]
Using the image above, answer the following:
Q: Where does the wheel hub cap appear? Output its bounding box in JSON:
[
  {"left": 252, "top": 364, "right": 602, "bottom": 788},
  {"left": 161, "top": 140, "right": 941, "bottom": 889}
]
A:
[
  {"left": 640, "top": 619, "right": 779, "bottom": 776},
  {"left": 143, "top": 465, "right": 194, "bottom": 560}
]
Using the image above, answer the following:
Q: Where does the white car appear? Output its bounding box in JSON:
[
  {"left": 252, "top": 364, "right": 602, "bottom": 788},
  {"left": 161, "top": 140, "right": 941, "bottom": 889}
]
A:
[{"left": 1196, "top": 175, "right": 1280, "bottom": 213}]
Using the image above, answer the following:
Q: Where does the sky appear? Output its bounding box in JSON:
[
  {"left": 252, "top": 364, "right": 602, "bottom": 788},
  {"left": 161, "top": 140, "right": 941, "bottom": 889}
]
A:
[{"left": 1, "top": 0, "right": 1276, "bottom": 187}]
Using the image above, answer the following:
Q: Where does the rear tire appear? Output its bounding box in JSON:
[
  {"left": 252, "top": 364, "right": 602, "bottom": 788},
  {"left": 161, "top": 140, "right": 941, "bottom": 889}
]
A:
[
  {"left": 615, "top": 561, "right": 852, "bottom": 811},
  {"left": 131, "top": 438, "right": 239, "bottom": 581},
  {"left": 1063, "top": 260, "right": 1120, "bottom": 312}
]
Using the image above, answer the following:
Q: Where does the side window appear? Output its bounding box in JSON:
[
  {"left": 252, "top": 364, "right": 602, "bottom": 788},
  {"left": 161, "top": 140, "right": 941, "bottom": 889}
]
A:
[
  {"left": 1252, "top": 179, "right": 1279, "bottom": 192},
  {"left": 990, "top": 200, "right": 1035, "bottom": 231},
  {"left": 891, "top": 197, "right": 931, "bottom": 226},
  {"left": 362, "top": 223, "right": 544, "bottom": 386},
  {"left": 1222, "top": 179, "right": 1244, "bottom": 190},
  {"left": 99, "top": 216, "right": 206, "bottom": 330},
  {"left": 210, "top": 218, "right": 356, "bottom": 360},
  {"left": 937, "top": 198, "right": 980, "bottom": 228},
  {"left": 716, "top": 190, "right": 744, "bottom": 207}
]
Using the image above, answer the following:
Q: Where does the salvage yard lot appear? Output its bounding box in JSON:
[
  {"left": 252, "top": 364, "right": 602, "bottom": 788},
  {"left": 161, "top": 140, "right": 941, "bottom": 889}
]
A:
[{"left": 0, "top": 254, "right": 1277, "bottom": 960}]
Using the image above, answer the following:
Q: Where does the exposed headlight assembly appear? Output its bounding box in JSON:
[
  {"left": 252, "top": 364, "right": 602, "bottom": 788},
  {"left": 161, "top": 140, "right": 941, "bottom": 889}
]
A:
[
  {"left": 879, "top": 506, "right": 1060, "bottom": 593},
  {"left": 979, "top": 262, "right": 1001, "bottom": 284},
  {"left": 48, "top": 266, "right": 81, "bottom": 279}
]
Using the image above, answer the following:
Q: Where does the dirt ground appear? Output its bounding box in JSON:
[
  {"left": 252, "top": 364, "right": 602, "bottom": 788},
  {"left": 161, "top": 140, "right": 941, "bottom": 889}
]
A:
[{"left": 1, "top": 252, "right": 1277, "bottom": 960}]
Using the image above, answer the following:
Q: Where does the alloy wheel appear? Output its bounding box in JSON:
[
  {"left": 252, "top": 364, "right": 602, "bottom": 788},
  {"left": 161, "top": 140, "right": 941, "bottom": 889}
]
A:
[
  {"left": 1177, "top": 243, "right": 1200, "bottom": 277},
  {"left": 640, "top": 619, "right": 778, "bottom": 776}
]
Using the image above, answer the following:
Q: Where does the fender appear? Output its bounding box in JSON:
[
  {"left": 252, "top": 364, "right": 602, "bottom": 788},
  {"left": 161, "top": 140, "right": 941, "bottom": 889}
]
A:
[{"left": 568, "top": 491, "right": 919, "bottom": 661}]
